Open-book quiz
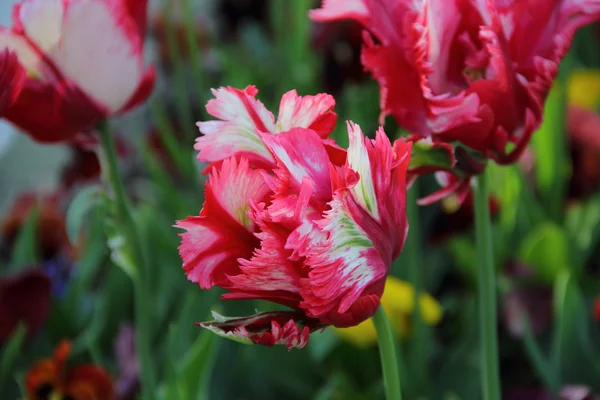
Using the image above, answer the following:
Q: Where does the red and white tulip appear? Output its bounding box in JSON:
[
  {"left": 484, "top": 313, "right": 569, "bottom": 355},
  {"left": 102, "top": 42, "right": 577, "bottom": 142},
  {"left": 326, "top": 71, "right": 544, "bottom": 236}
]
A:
[
  {"left": 177, "top": 86, "right": 411, "bottom": 349},
  {"left": 0, "top": 0, "right": 155, "bottom": 142}
]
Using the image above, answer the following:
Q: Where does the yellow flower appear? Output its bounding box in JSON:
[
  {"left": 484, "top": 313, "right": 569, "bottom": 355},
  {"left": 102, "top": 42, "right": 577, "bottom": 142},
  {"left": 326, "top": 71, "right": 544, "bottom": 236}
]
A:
[
  {"left": 333, "top": 276, "right": 444, "bottom": 347},
  {"left": 568, "top": 69, "right": 600, "bottom": 110}
]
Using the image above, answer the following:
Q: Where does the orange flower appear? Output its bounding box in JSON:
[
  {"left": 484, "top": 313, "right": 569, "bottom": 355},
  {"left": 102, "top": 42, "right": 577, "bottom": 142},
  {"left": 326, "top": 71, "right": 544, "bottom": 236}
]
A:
[{"left": 26, "top": 341, "right": 115, "bottom": 400}]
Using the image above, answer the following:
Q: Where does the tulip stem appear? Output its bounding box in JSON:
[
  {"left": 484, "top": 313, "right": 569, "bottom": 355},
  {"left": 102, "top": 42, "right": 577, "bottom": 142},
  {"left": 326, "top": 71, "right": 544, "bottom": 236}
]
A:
[
  {"left": 373, "top": 306, "right": 402, "bottom": 400},
  {"left": 474, "top": 172, "right": 501, "bottom": 400},
  {"left": 98, "top": 122, "right": 156, "bottom": 399},
  {"left": 406, "top": 183, "right": 428, "bottom": 394}
]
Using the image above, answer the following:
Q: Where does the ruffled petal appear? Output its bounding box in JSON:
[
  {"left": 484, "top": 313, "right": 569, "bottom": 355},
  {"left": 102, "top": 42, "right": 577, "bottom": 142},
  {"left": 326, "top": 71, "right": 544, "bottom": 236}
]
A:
[
  {"left": 197, "top": 311, "right": 321, "bottom": 351},
  {"left": 224, "top": 180, "right": 317, "bottom": 307},
  {"left": 347, "top": 123, "right": 411, "bottom": 258},
  {"left": 299, "top": 122, "right": 411, "bottom": 326},
  {"left": 175, "top": 157, "right": 270, "bottom": 289},
  {"left": 196, "top": 85, "right": 277, "bottom": 167},
  {"left": 276, "top": 90, "right": 337, "bottom": 138},
  {"left": 260, "top": 128, "right": 333, "bottom": 201},
  {"left": 346, "top": 121, "right": 380, "bottom": 219},
  {"left": 312, "top": 0, "right": 599, "bottom": 166},
  {"left": 226, "top": 203, "right": 304, "bottom": 305},
  {"left": 301, "top": 190, "right": 387, "bottom": 324}
]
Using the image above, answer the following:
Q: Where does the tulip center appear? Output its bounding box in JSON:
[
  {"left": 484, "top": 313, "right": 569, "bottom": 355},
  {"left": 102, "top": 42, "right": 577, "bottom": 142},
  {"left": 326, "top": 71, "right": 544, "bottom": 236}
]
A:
[{"left": 464, "top": 66, "right": 485, "bottom": 82}]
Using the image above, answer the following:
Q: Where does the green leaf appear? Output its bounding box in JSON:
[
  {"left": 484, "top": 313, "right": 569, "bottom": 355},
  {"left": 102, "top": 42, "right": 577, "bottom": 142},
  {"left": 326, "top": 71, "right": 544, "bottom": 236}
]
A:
[
  {"left": 10, "top": 205, "right": 39, "bottom": 269},
  {"left": 160, "top": 325, "right": 219, "bottom": 400},
  {"left": 518, "top": 223, "right": 570, "bottom": 282},
  {"left": 308, "top": 328, "right": 340, "bottom": 362},
  {"left": 0, "top": 323, "right": 26, "bottom": 393},
  {"left": 551, "top": 271, "right": 600, "bottom": 386},
  {"left": 530, "top": 67, "right": 570, "bottom": 221},
  {"left": 408, "top": 140, "right": 455, "bottom": 173},
  {"left": 532, "top": 83, "right": 564, "bottom": 193},
  {"left": 65, "top": 185, "right": 101, "bottom": 244},
  {"left": 487, "top": 164, "right": 521, "bottom": 234},
  {"left": 446, "top": 237, "right": 477, "bottom": 284},
  {"left": 565, "top": 195, "right": 600, "bottom": 269},
  {"left": 103, "top": 197, "right": 139, "bottom": 280},
  {"left": 65, "top": 208, "right": 109, "bottom": 328}
]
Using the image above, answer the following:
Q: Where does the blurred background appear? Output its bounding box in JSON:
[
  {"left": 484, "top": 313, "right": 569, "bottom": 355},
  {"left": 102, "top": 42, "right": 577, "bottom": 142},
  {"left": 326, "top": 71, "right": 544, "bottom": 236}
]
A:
[{"left": 1, "top": 1, "right": 600, "bottom": 399}]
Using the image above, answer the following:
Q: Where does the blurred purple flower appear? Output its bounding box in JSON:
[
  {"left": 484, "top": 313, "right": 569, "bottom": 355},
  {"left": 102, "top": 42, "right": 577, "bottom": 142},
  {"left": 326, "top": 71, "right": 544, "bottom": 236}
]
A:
[
  {"left": 560, "top": 385, "right": 599, "bottom": 400},
  {"left": 502, "top": 285, "right": 553, "bottom": 338},
  {"left": 40, "top": 253, "right": 74, "bottom": 298},
  {"left": 114, "top": 324, "right": 139, "bottom": 400},
  {"left": 503, "top": 260, "right": 537, "bottom": 279},
  {"left": 505, "top": 387, "right": 551, "bottom": 400},
  {"left": 505, "top": 386, "right": 598, "bottom": 400}
]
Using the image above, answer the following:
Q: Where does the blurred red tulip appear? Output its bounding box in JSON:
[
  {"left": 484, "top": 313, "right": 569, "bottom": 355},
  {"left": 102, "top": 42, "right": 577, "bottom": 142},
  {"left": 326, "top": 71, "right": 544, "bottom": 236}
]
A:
[
  {"left": 311, "top": 0, "right": 600, "bottom": 164},
  {"left": 0, "top": 0, "right": 155, "bottom": 142}
]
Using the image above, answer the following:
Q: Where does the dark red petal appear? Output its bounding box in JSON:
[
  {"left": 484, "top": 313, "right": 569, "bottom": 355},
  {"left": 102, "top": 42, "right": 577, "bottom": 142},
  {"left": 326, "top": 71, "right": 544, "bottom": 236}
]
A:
[
  {"left": 0, "top": 268, "right": 51, "bottom": 342},
  {"left": 5, "top": 79, "right": 106, "bottom": 143},
  {"left": 0, "top": 49, "right": 25, "bottom": 115}
]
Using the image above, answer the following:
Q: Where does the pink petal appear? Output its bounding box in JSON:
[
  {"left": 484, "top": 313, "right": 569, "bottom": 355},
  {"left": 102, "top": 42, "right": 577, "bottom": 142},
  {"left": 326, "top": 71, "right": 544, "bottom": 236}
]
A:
[
  {"left": 297, "top": 121, "right": 411, "bottom": 326},
  {"left": 276, "top": 90, "right": 337, "bottom": 138},
  {"left": 175, "top": 157, "right": 270, "bottom": 289},
  {"left": 196, "top": 85, "right": 276, "bottom": 167},
  {"left": 225, "top": 188, "right": 311, "bottom": 307},
  {"left": 309, "top": 0, "right": 370, "bottom": 24},
  {"left": 300, "top": 191, "right": 388, "bottom": 322},
  {"left": 346, "top": 123, "right": 412, "bottom": 258},
  {"left": 346, "top": 121, "right": 380, "bottom": 219},
  {"left": 311, "top": 0, "right": 600, "bottom": 163},
  {"left": 260, "top": 128, "right": 333, "bottom": 201},
  {"left": 228, "top": 210, "right": 304, "bottom": 299}
]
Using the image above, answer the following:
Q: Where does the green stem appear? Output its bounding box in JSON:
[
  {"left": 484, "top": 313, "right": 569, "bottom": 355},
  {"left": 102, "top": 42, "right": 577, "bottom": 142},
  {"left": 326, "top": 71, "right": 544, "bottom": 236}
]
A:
[
  {"left": 98, "top": 123, "right": 156, "bottom": 399},
  {"left": 548, "top": 57, "right": 571, "bottom": 222},
  {"left": 406, "top": 183, "right": 428, "bottom": 393},
  {"left": 373, "top": 306, "right": 402, "bottom": 400},
  {"left": 162, "top": 0, "right": 196, "bottom": 142},
  {"left": 474, "top": 172, "right": 501, "bottom": 400},
  {"left": 521, "top": 315, "right": 559, "bottom": 395}
]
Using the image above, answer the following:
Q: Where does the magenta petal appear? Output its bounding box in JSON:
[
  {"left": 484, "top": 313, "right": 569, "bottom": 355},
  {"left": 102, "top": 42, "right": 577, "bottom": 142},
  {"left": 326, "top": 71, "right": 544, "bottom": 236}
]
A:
[{"left": 176, "top": 157, "right": 270, "bottom": 289}]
